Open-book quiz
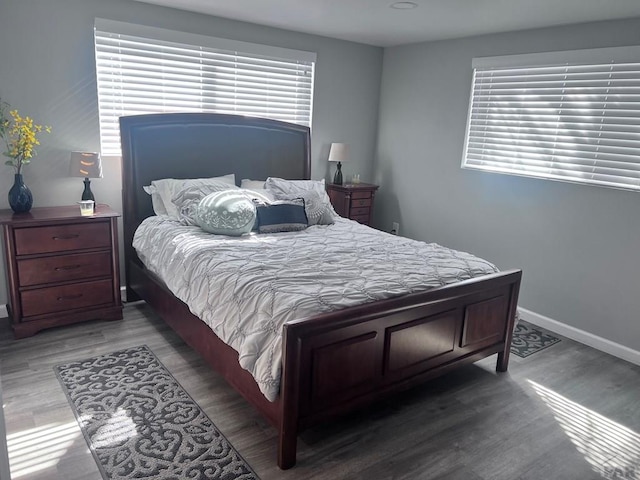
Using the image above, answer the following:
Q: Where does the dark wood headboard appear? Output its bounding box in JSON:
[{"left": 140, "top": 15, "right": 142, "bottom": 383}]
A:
[{"left": 120, "top": 113, "right": 311, "bottom": 296}]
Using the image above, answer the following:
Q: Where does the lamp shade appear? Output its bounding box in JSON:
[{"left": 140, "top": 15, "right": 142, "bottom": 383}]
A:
[
  {"left": 69, "top": 151, "right": 103, "bottom": 178},
  {"left": 328, "top": 143, "right": 348, "bottom": 163}
]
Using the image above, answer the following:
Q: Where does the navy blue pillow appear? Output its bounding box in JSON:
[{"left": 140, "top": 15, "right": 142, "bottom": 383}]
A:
[{"left": 256, "top": 200, "right": 308, "bottom": 233}]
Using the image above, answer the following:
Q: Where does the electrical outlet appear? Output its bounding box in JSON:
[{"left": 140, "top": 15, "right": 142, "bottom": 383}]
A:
[{"left": 391, "top": 222, "right": 400, "bottom": 235}]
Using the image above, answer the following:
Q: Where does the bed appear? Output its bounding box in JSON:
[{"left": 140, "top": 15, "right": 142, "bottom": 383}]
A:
[{"left": 120, "top": 112, "right": 522, "bottom": 469}]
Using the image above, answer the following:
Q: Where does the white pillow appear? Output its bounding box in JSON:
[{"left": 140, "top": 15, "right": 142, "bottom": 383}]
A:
[
  {"left": 151, "top": 174, "right": 236, "bottom": 220},
  {"left": 265, "top": 177, "right": 336, "bottom": 225},
  {"left": 240, "top": 179, "right": 276, "bottom": 202},
  {"left": 142, "top": 185, "right": 168, "bottom": 216},
  {"left": 241, "top": 179, "right": 266, "bottom": 191},
  {"left": 265, "top": 177, "right": 325, "bottom": 195},
  {"left": 236, "top": 188, "right": 274, "bottom": 205}
]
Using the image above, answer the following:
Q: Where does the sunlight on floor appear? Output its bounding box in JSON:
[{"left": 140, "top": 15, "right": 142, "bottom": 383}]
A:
[
  {"left": 529, "top": 380, "right": 640, "bottom": 479},
  {"left": 7, "top": 421, "right": 80, "bottom": 478},
  {"left": 7, "top": 408, "right": 138, "bottom": 478},
  {"left": 91, "top": 408, "right": 137, "bottom": 449}
]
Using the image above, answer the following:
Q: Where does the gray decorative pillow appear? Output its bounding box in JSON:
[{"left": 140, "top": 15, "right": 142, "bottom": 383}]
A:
[
  {"left": 195, "top": 190, "right": 257, "bottom": 236},
  {"left": 264, "top": 177, "right": 336, "bottom": 225},
  {"left": 172, "top": 182, "right": 240, "bottom": 225},
  {"left": 276, "top": 190, "right": 329, "bottom": 226}
]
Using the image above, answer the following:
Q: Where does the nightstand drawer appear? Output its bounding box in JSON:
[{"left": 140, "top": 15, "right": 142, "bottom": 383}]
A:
[
  {"left": 20, "top": 279, "right": 114, "bottom": 318},
  {"left": 17, "top": 252, "right": 112, "bottom": 287},
  {"left": 351, "top": 191, "right": 372, "bottom": 200},
  {"left": 14, "top": 222, "right": 111, "bottom": 255},
  {"left": 351, "top": 198, "right": 372, "bottom": 208},
  {"left": 350, "top": 206, "right": 370, "bottom": 216}
]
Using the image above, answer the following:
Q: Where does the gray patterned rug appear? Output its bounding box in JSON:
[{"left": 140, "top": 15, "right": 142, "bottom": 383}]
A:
[
  {"left": 511, "top": 321, "right": 561, "bottom": 358},
  {"left": 55, "top": 345, "right": 259, "bottom": 480}
]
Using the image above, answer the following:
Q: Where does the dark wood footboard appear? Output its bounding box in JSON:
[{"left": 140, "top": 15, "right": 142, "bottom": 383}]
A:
[{"left": 278, "top": 269, "right": 521, "bottom": 468}]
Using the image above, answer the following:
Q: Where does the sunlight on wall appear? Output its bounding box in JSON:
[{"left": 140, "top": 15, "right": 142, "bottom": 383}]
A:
[
  {"left": 529, "top": 380, "right": 640, "bottom": 479},
  {"left": 7, "top": 421, "right": 80, "bottom": 478}
]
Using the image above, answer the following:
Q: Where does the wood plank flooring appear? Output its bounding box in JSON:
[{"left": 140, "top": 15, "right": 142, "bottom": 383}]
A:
[{"left": 1, "top": 302, "right": 639, "bottom": 480}]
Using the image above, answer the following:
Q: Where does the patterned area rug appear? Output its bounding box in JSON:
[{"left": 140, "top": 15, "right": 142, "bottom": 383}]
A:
[
  {"left": 55, "top": 346, "right": 259, "bottom": 480},
  {"left": 511, "top": 321, "right": 561, "bottom": 358}
]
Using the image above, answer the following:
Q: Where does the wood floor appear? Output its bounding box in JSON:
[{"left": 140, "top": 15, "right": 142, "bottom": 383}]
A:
[{"left": 1, "top": 302, "right": 638, "bottom": 480}]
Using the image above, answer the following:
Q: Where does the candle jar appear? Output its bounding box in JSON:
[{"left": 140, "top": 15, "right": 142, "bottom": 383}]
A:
[{"left": 79, "top": 200, "right": 95, "bottom": 216}]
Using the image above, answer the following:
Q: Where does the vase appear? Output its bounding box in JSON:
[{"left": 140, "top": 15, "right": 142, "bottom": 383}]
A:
[{"left": 8, "top": 174, "right": 33, "bottom": 213}]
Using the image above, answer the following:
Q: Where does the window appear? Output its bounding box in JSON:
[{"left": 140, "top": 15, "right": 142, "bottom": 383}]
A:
[
  {"left": 462, "top": 46, "right": 640, "bottom": 191},
  {"left": 94, "top": 19, "right": 315, "bottom": 156}
]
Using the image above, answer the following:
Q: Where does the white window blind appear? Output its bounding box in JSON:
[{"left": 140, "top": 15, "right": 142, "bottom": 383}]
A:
[
  {"left": 94, "top": 19, "right": 316, "bottom": 156},
  {"left": 462, "top": 46, "right": 640, "bottom": 191}
]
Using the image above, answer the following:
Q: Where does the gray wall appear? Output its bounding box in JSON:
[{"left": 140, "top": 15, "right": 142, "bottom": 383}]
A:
[
  {"left": 0, "top": 0, "right": 382, "bottom": 305},
  {"left": 2, "top": 0, "right": 637, "bottom": 353},
  {"left": 375, "top": 17, "right": 640, "bottom": 352}
]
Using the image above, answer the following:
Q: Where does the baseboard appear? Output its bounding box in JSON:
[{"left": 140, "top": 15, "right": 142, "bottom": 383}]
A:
[
  {"left": 0, "top": 287, "right": 640, "bottom": 365},
  {"left": 5, "top": 290, "right": 637, "bottom": 365},
  {"left": 519, "top": 307, "right": 640, "bottom": 367}
]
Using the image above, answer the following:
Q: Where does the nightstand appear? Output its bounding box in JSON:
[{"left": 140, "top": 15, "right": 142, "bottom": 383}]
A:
[
  {"left": 0, "top": 204, "right": 123, "bottom": 338},
  {"left": 326, "top": 183, "right": 379, "bottom": 226}
]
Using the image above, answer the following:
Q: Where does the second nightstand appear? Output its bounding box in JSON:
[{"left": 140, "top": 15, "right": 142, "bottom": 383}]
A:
[{"left": 326, "top": 182, "right": 379, "bottom": 226}]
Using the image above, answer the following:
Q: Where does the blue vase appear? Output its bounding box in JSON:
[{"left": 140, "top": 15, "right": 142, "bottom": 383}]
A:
[{"left": 8, "top": 174, "right": 33, "bottom": 213}]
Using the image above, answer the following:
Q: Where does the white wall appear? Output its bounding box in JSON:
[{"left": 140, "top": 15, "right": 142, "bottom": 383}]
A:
[
  {"left": 0, "top": 0, "right": 383, "bottom": 307},
  {"left": 375, "top": 17, "right": 640, "bottom": 352}
]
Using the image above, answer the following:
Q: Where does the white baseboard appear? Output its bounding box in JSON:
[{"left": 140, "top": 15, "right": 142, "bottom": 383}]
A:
[
  {"left": 3, "top": 293, "right": 638, "bottom": 366},
  {"left": 519, "top": 307, "right": 640, "bottom": 367}
]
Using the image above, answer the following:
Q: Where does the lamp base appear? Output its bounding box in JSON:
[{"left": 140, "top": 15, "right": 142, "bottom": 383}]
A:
[
  {"left": 82, "top": 178, "right": 95, "bottom": 210},
  {"left": 333, "top": 161, "right": 343, "bottom": 185}
]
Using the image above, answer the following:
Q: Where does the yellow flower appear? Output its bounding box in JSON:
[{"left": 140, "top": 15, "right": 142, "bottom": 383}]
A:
[{"left": 0, "top": 99, "right": 51, "bottom": 174}]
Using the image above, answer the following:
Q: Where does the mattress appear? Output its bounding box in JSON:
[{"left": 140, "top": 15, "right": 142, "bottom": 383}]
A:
[{"left": 133, "top": 217, "right": 501, "bottom": 401}]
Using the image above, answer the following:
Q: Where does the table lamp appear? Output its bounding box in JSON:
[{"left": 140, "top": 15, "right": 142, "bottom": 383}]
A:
[
  {"left": 328, "top": 143, "right": 348, "bottom": 185},
  {"left": 69, "top": 151, "right": 102, "bottom": 206}
]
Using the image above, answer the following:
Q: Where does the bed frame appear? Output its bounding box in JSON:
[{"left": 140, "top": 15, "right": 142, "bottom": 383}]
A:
[{"left": 120, "top": 113, "right": 522, "bottom": 469}]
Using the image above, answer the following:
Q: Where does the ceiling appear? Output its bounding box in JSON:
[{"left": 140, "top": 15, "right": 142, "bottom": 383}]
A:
[{"left": 133, "top": 0, "right": 640, "bottom": 47}]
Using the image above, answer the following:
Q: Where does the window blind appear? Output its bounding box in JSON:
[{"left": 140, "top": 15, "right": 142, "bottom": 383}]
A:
[
  {"left": 94, "top": 19, "right": 316, "bottom": 156},
  {"left": 462, "top": 46, "right": 640, "bottom": 191}
]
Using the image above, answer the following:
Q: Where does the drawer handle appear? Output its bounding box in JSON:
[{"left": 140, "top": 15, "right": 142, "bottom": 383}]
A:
[
  {"left": 54, "top": 265, "right": 81, "bottom": 271},
  {"left": 52, "top": 234, "right": 80, "bottom": 240},
  {"left": 57, "top": 294, "right": 83, "bottom": 301}
]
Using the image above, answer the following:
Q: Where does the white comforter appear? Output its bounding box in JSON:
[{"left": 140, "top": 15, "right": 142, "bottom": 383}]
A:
[{"left": 133, "top": 217, "right": 500, "bottom": 401}]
